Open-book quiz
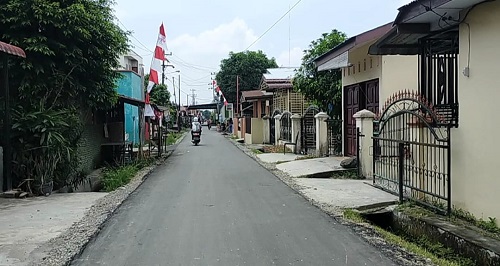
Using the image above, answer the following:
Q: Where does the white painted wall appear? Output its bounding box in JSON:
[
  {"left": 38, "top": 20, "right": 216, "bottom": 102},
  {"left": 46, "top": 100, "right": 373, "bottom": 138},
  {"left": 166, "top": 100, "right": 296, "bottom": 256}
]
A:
[{"left": 453, "top": 1, "right": 500, "bottom": 220}]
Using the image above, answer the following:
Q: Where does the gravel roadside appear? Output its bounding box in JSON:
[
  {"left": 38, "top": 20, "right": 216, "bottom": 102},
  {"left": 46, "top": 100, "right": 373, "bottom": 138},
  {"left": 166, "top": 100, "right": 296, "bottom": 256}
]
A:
[
  {"left": 225, "top": 136, "right": 434, "bottom": 266},
  {"left": 27, "top": 132, "right": 187, "bottom": 266}
]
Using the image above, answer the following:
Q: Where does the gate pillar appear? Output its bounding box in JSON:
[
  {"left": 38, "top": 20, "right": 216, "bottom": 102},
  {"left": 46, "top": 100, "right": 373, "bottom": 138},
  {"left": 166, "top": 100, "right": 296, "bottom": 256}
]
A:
[
  {"left": 274, "top": 114, "right": 282, "bottom": 145},
  {"left": 315, "top": 112, "right": 330, "bottom": 156},
  {"left": 291, "top": 114, "right": 302, "bottom": 152},
  {"left": 354, "top": 109, "right": 375, "bottom": 179},
  {"left": 262, "top": 115, "right": 270, "bottom": 144}
]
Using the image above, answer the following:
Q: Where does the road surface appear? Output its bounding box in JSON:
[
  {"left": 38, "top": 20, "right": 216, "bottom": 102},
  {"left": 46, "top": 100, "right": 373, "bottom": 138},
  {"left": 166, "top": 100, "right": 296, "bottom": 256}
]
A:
[{"left": 72, "top": 128, "right": 397, "bottom": 266}]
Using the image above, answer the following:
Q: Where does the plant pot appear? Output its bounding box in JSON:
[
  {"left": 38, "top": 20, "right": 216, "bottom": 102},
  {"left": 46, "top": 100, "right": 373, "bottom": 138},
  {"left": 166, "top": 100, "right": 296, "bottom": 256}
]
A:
[{"left": 40, "top": 181, "right": 53, "bottom": 196}]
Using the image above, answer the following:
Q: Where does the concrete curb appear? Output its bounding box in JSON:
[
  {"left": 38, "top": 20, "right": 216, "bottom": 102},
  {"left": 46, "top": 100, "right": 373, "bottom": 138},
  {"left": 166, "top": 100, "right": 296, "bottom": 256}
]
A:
[
  {"left": 224, "top": 137, "right": 433, "bottom": 266},
  {"left": 30, "top": 138, "right": 183, "bottom": 266}
]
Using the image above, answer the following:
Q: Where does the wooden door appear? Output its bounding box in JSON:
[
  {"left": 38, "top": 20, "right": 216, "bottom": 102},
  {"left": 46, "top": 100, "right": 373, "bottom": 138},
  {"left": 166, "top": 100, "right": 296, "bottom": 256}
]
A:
[
  {"left": 344, "top": 84, "right": 360, "bottom": 156},
  {"left": 364, "top": 80, "right": 379, "bottom": 114}
]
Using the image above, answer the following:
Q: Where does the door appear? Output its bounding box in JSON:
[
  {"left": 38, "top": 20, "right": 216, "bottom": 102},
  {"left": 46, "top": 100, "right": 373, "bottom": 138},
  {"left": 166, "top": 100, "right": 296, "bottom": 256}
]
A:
[
  {"left": 344, "top": 84, "right": 360, "bottom": 156},
  {"left": 343, "top": 79, "right": 379, "bottom": 156}
]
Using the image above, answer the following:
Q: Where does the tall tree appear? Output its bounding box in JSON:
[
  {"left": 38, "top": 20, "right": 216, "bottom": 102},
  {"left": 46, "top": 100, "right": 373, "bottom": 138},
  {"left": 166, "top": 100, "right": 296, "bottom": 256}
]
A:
[
  {"left": 293, "top": 30, "right": 347, "bottom": 117},
  {"left": 144, "top": 74, "right": 171, "bottom": 107},
  {"left": 0, "top": 0, "right": 129, "bottom": 109},
  {"left": 0, "top": 0, "right": 129, "bottom": 190},
  {"left": 216, "top": 50, "right": 278, "bottom": 104}
]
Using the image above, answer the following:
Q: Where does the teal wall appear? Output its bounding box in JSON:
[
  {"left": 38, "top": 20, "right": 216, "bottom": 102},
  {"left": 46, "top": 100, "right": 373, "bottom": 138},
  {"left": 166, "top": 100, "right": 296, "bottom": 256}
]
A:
[{"left": 116, "top": 71, "right": 142, "bottom": 144}]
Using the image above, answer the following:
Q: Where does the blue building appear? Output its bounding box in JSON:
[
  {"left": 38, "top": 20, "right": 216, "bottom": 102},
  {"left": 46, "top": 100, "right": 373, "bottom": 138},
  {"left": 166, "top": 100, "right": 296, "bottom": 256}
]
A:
[{"left": 115, "top": 51, "right": 144, "bottom": 144}]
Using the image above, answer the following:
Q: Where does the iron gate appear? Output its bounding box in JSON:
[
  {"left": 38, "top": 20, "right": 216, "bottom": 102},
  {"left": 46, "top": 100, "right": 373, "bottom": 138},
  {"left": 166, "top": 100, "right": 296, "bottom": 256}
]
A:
[
  {"left": 280, "top": 111, "right": 292, "bottom": 142},
  {"left": 372, "top": 91, "right": 452, "bottom": 214},
  {"left": 326, "top": 115, "right": 343, "bottom": 156},
  {"left": 269, "top": 109, "right": 281, "bottom": 144},
  {"left": 301, "top": 105, "right": 320, "bottom": 154}
]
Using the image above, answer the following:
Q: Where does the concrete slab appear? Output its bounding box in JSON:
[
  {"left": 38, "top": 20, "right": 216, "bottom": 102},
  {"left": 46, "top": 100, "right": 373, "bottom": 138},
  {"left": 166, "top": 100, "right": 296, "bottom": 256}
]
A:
[
  {"left": 256, "top": 153, "right": 304, "bottom": 163},
  {"left": 276, "top": 156, "right": 351, "bottom": 178},
  {"left": 294, "top": 178, "right": 398, "bottom": 210},
  {"left": 0, "top": 192, "right": 107, "bottom": 265}
]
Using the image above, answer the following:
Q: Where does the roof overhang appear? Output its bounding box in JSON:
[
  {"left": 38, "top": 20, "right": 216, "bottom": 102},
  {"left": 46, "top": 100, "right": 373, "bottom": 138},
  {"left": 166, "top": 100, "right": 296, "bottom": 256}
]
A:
[
  {"left": 314, "top": 22, "right": 393, "bottom": 71},
  {"left": 0, "top": 41, "right": 26, "bottom": 58},
  {"left": 118, "top": 95, "right": 145, "bottom": 107},
  {"left": 369, "top": 0, "right": 494, "bottom": 55}
]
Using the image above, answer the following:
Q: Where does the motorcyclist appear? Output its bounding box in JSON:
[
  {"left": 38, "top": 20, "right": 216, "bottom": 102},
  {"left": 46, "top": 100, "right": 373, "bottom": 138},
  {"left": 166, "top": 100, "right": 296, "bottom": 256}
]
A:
[{"left": 191, "top": 117, "right": 202, "bottom": 139}]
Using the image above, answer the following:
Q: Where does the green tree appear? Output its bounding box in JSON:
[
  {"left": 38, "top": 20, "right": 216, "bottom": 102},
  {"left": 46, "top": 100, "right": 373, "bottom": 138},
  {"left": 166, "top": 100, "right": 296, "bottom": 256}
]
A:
[
  {"left": 144, "top": 74, "right": 171, "bottom": 107},
  {"left": 0, "top": 0, "right": 129, "bottom": 190},
  {"left": 0, "top": 0, "right": 129, "bottom": 109},
  {"left": 293, "top": 30, "right": 347, "bottom": 117},
  {"left": 216, "top": 50, "right": 278, "bottom": 104}
]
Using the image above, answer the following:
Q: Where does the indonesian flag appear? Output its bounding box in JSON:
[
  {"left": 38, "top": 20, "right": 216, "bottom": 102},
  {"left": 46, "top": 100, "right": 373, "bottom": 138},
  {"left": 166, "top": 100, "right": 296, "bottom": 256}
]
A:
[{"left": 145, "top": 23, "right": 167, "bottom": 117}]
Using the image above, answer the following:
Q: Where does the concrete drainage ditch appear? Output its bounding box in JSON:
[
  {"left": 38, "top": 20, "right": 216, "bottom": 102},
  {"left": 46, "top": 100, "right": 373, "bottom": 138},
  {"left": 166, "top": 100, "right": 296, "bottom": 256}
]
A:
[{"left": 358, "top": 206, "right": 500, "bottom": 266}]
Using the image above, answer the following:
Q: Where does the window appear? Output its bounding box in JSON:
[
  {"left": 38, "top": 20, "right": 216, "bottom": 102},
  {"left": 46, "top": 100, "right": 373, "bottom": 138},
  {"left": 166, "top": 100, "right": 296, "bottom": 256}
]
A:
[{"left": 418, "top": 28, "right": 459, "bottom": 127}]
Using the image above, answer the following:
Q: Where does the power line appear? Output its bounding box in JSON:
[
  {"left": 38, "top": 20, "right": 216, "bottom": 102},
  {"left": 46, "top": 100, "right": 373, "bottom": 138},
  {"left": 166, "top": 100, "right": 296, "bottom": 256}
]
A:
[
  {"left": 244, "top": 0, "right": 302, "bottom": 51},
  {"left": 172, "top": 54, "right": 217, "bottom": 70},
  {"left": 115, "top": 18, "right": 154, "bottom": 53}
]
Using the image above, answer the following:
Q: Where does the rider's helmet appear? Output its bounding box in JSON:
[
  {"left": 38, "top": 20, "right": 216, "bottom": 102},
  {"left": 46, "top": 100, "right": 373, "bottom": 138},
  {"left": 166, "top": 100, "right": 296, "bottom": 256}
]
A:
[{"left": 193, "top": 117, "right": 199, "bottom": 122}]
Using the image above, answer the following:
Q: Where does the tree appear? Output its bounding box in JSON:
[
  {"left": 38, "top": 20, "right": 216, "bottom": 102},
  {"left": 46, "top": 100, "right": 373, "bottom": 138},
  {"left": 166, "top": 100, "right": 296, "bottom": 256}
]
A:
[
  {"left": 215, "top": 50, "right": 278, "bottom": 104},
  {"left": 293, "top": 30, "right": 347, "bottom": 117},
  {"left": 0, "top": 0, "right": 129, "bottom": 110},
  {"left": 144, "top": 74, "right": 171, "bottom": 107},
  {"left": 0, "top": 0, "right": 129, "bottom": 190}
]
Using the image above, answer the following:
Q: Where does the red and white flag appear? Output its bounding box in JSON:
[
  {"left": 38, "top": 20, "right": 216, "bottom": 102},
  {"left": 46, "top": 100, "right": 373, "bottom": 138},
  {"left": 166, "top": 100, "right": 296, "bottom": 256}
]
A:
[{"left": 145, "top": 23, "right": 168, "bottom": 117}]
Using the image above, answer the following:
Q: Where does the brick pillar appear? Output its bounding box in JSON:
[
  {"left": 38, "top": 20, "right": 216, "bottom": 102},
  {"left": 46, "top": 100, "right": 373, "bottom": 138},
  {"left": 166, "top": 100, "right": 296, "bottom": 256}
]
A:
[
  {"left": 315, "top": 112, "right": 330, "bottom": 157},
  {"left": 354, "top": 109, "right": 375, "bottom": 178}
]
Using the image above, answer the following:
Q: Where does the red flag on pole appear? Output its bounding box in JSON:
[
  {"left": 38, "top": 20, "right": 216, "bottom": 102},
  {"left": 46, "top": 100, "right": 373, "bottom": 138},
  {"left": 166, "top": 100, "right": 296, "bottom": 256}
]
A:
[{"left": 145, "top": 23, "right": 168, "bottom": 117}]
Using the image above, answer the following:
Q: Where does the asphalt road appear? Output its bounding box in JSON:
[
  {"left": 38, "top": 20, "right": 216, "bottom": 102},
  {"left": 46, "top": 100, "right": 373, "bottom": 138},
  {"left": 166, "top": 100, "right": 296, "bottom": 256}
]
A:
[{"left": 72, "top": 128, "right": 397, "bottom": 266}]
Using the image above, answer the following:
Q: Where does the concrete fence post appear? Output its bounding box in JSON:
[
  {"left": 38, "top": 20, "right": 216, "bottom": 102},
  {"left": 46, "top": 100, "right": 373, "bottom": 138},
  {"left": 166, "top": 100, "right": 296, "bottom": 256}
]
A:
[
  {"left": 353, "top": 109, "right": 376, "bottom": 179},
  {"left": 315, "top": 112, "right": 330, "bottom": 157},
  {"left": 262, "top": 115, "right": 270, "bottom": 144},
  {"left": 274, "top": 114, "right": 282, "bottom": 145},
  {"left": 291, "top": 114, "right": 302, "bottom": 153}
]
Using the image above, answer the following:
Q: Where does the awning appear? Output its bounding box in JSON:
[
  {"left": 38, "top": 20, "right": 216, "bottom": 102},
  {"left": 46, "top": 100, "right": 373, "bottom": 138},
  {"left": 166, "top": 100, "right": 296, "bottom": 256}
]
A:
[
  {"left": 368, "top": 0, "right": 490, "bottom": 55},
  {"left": 0, "top": 41, "right": 26, "bottom": 58}
]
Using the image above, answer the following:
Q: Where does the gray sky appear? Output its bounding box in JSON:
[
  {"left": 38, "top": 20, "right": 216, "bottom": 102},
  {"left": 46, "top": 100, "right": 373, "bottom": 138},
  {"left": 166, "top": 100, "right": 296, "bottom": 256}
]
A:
[{"left": 114, "top": 0, "right": 412, "bottom": 104}]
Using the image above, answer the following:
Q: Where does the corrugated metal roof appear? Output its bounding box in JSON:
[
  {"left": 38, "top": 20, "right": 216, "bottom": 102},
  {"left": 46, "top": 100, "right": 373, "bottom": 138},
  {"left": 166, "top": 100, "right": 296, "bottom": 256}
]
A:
[
  {"left": 263, "top": 67, "right": 298, "bottom": 80},
  {"left": 0, "top": 41, "right": 26, "bottom": 58}
]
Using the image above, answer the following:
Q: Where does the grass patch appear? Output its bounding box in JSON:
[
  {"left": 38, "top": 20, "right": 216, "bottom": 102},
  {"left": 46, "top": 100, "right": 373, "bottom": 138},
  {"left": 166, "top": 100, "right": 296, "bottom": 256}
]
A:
[
  {"left": 294, "top": 154, "right": 317, "bottom": 160},
  {"left": 452, "top": 208, "right": 500, "bottom": 236},
  {"left": 251, "top": 148, "right": 263, "bottom": 154},
  {"left": 330, "top": 169, "right": 362, "bottom": 179},
  {"left": 230, "top": 134, "right": 238, "bottom": 139},
  {"left": 342, "top": 209, "right": 475, "bottom": 266},
  {"left": 102, "top": 158, "right": 156, "bottom": 192},
  {"left": 166, "top": 132, "right": 183, "bottom": 145}
]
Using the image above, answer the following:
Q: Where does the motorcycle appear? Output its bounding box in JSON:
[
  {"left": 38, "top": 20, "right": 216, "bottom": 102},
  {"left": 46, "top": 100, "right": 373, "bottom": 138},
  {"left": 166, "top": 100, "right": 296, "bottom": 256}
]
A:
[{"left": 192, "top": 130, "right": 201, "bottom": 146}]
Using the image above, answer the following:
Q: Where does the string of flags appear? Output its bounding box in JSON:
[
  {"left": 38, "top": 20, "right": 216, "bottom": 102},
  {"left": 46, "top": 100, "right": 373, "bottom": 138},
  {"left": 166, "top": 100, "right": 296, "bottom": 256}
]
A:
[{"left": 212, "top": 80, "right": 228, "bottom": 106}]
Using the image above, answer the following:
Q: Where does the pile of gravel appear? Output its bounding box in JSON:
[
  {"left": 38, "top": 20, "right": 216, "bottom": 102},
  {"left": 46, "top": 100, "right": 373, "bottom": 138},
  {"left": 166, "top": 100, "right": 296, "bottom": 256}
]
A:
[{"left": 225, "top": 137, "right": 434, "bottom": 266}]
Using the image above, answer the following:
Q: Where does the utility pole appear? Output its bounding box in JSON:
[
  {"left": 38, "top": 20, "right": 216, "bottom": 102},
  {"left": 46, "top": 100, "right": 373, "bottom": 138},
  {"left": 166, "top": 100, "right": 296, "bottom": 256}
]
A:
[
  {"left": 190, "top": 89, "right": 197, "bottom": 106},
  {"left": 161, "top": 52, "right": 173, "bottom": 85},
  {"left": 236, "top": 75, "right": 240, "bottom": 117},
  {"left": 210, "top": 72, "right": 218, "bottom": 123},
  {"left": 178, "top": 73, "right": 181, "bottom": 132}
]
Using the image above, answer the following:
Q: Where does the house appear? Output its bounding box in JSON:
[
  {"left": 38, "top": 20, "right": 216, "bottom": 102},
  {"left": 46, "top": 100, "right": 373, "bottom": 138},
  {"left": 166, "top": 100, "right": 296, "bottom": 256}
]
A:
[
  {"left": 260, "top": 67, "right": 310, "bottom": 144},
  {"left": 367, "top": 0, "right": 500, "bottom": 220},
  {"left": 238, "top": 90, "right": 273, "bottom": 144},
  {"left": 313, "top": 23, "right": 419, "bottom": 156},
  {"left": 115, "top": 50, "right": 144, "bottom": 144},
  {"left": 260, "top": 67, "right": 308, "bottom": 115}
]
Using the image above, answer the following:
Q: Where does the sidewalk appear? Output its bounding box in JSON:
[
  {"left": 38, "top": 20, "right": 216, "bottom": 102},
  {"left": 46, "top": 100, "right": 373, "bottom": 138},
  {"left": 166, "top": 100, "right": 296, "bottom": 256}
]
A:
[
  {"left": 0, "top": 193, "right": 107, "bottom": 265},
  {"left": 229, "top": 140, "right": 398, "bottom": 213}
]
